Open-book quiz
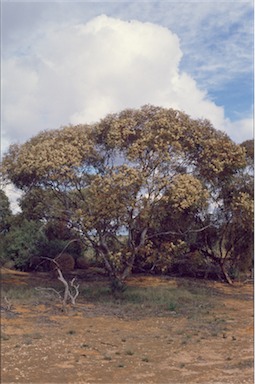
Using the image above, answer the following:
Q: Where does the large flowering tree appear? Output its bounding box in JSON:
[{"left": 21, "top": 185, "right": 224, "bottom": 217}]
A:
[{"left": 1, "top": 106, "right": 248, "bottom": 284}]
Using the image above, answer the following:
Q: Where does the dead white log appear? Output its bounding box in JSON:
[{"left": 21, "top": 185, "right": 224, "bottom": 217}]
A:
[
  {"left": 36, "top": 256, "right": 80, "bottom": 309},
  {"left": 56, "top": 267, "right": 80, "bottom": 307}
]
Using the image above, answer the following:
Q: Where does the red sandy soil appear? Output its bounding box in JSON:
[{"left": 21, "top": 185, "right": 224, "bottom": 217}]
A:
[{"left": 1, "top": 268, "right": 253, "bottom": 384}]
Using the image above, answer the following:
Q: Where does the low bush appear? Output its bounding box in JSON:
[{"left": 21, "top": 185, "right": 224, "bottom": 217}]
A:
[
  {"left": 50, "top": 253, "right": 75, "bottom": 274},
  {"left": 170, "top": 251, "right": 222, "bottom": 280},
  {"left": 76, "top": 256, "right": 89, "bottom": 270}
]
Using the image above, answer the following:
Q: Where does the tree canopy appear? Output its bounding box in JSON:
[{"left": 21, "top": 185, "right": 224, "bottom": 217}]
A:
[{"left": 1, "top": 105, "right": 252, "bottom": 284}]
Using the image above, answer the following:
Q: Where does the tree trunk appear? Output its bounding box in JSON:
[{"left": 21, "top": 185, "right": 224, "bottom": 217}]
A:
[
  {"left": 200, "top": 248, "right": 233, "bottom": 285},
  {"left": 121, "top": 251, "right": 136, "bottom": 281},
  {"left": 98, "top": 249, "right": 115, "bottom": 277},
  {"left": 121, "top": 227, "right": 148, "bottom": 281},
  {"left": 220, "top": 262, "right": 233, "bottom": 285}
]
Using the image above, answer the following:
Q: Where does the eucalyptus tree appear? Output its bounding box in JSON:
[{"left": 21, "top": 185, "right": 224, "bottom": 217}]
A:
[{"left": 1, "top": 106, "right": 246, "bottom": 284}]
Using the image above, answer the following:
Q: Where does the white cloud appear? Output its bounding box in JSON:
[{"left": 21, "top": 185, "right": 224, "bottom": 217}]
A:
[
  {"left": 2, "top": 184, "right": 23, "bottom": 214},
  {"left": 2, "top": 14, "right": 253, "bottom": 157},
  {"left": 2, "top": 58, "right": 39, "bottom": 137},
  {"left": 2, "top": 1, "right": 253, "bottom": 93},
  {"left": 225, "top": 117, "right": 254, "bottom": 144}
]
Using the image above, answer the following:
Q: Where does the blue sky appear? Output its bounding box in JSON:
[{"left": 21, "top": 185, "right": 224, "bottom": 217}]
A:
[{"left": 1, "top": 0, "right": 254, "bottom": 158}]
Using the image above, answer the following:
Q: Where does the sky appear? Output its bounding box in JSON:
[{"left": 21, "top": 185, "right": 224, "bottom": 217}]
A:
[{"left": 1, "top": 0, "right": 254, "bottom": 210}]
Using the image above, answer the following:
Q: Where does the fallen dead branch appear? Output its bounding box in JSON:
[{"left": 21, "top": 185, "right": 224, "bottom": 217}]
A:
[
  {"left": 36, "top": 256, "right": 80, "bottom": 310},
  {"left": 57, "top": 267, "right": 80, "bottom": 307}
]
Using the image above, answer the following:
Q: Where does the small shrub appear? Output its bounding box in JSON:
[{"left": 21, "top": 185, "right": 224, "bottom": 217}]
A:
[
  {"left": 103, "top": 355, "right": 112, "bottom": 361},
  {"left": 81, "top": 343, "right": 90, "bottom": 348},
  {"left": 1, "top": 333, "right": 10, "bottom": 341},
  {"left": 2, "top": 260, "right": 15, "bottom": 270},
  {"left": 29, "top": 256, "right": 49, "bottom": 271},
  {"left": 76, "top": 256, "right": 89, "bottom": 270},
  {"left": 125, "top": 350, "right": 134, "bottom": 356},
  {"left": 167, "top": 302, "right": 177, "bottom": 311},
  {"left": 2, "top": 220, "right": 47, "bottom": 271},
  {"left": 31, "top": 333, "right": 43, "bottom": 339},
  {"left": 67, "top": 330, "right": 76, "bottom": 335},
  {"left": 23, "top": 337, "right": 33, "bottom": 345}
]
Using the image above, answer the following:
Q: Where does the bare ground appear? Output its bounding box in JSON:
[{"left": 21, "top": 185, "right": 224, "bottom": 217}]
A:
[{"left": 0, "top": 268, "right": 253, "bottom": 384}]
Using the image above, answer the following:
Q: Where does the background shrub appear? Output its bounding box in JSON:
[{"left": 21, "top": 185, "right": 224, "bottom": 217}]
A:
[{"left": 50, "top": 253, "right": 75, "bottom": 274}]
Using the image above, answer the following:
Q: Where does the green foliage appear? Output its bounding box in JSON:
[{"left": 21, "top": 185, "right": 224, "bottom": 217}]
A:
[
  {"left": 1, "top": 219, "right": 46, "bottom": 270},
  {"left": 0, "top": 209, "right": 83, "bottom": 271},
  {"left": 167, "top": 302, "right": 177, "bottom": 311},
  {"left": 0, "top": 189, "right": 12, "bottom": 234}
]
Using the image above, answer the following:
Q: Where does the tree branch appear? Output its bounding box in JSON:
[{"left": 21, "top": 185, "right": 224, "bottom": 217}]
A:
[{"left": 147, "top": 224, "right": 212, "bottom": 240}]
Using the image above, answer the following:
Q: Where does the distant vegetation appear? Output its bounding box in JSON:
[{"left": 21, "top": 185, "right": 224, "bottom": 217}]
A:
[{"left": 0, "top": 106, "right": 253, "bottom": 287}]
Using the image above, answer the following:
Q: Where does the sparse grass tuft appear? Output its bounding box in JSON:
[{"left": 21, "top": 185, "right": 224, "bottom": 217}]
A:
[
  {"left": 67, "top": 330, "right": 76, "bottom": 335},
  {"left": 103, "top": 355, "right": 112, "bottom": 361},
  {"left": 125, "top": 350, "right": 134, "bottom": 356},
  {"left": 1, "top": 333, "right": 10, "bottom": 341},
  {"left": 235, "top": 359, "right": 253, "bottom": 368},
  {"left": 23, "top": 337, "right": 33, "bottom": 345},
  {"left": 167, "top": 302, "right": 177, "bottom": 311},
  {"left": 1, "top": 286, "right": 37, "bottom": 302},
  {"left": 23, "top": 332, "right": 43, "bottom": 339}
]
